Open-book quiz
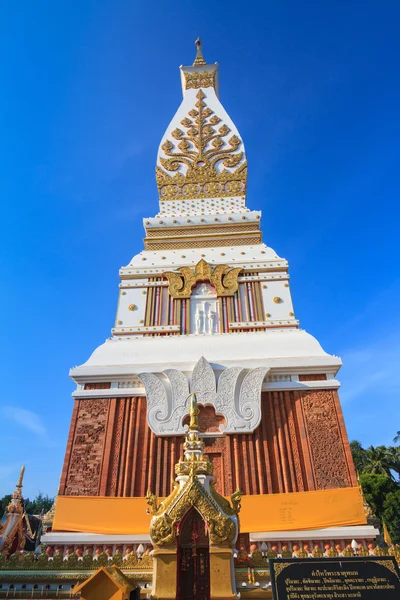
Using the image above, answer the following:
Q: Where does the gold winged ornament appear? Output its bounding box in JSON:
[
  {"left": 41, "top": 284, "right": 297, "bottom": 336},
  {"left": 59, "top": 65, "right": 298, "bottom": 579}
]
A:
[{"left": 163, "top": 259, "right": 242, "bottom": 299}]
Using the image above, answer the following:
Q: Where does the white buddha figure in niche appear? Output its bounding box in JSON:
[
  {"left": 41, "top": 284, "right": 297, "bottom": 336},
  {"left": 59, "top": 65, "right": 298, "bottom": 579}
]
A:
[{"left": 190, "top": 282, "right": 219, "bottom": 335}]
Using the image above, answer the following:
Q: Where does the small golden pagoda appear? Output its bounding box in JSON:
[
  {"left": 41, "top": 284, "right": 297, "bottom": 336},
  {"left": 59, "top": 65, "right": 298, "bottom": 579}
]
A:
[
  {"left": 146, "top": 393, "right": 242, "bottom": 600},
  {"left": 0, "top": 467, "right": 28, "bottom": 556}
]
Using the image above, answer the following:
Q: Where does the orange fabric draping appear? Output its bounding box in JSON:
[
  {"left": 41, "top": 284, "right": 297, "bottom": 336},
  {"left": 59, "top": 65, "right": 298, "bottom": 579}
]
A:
[
  {"left": 53, "top": 487, "right": 366, "bottom": 535},
  {"left": 239, "top": 486, "right": 366, "bottom": 532}
]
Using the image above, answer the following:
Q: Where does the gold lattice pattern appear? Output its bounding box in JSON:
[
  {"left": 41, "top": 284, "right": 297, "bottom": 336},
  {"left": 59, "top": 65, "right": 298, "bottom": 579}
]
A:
[
  {"left": 144, "top": 235, "right": 261, "bottom": 250},
  {"left": 157, "top": 90, "right": 247, "bottom": 201},
  {"left": 145, "top": 223, "right": 259, "bottom": 238}
]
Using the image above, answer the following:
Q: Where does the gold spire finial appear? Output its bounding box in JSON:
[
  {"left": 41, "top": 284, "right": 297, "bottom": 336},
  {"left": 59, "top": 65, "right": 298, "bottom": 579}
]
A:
[
  {"left": 7, "top": 465, "right": 25, "bottom": 512},
  {"left": 193, "top": 37, "right": 206, "bottom": 66},
  {"left": 17, "top": 465, "right": 25, "bottom": 489},
  {"left": 188, "top": 393, "right": 200, "bottom": 431}
]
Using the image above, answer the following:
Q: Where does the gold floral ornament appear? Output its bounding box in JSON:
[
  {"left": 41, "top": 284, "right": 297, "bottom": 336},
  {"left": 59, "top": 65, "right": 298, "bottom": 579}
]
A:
[
  {"left": 184, "top": 70, "right": 215, "bottom": 90},
  {"left": 157, "top": 90, "right": 247, "bottom": 201},
  {"left": 163, "top": 259, "right": 242, "bottom": 299}
]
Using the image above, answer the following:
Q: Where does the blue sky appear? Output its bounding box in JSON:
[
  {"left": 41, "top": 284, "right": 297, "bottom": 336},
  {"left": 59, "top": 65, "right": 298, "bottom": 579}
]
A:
[{"left": 1, "top": 1, "right": 399, "bottom": 498}]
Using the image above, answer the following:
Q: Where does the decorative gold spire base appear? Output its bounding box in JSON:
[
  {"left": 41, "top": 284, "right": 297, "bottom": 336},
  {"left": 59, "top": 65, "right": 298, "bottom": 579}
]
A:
[
  {"left": 147, "top": 393, "right": 242, "bottom": 599},
  {"left": 147, "top": 393, "right": 242, "bottom": 546}
]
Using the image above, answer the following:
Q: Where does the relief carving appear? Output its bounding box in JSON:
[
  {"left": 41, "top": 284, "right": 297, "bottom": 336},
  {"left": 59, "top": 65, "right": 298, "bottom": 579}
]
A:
[
  {"left": 65, "top": 399, "right": 108, "bottom": 496},
  {"left": 286, "top": 399, "right": 304, "bottom": 492},
  {"left": 190, "top": 356, "right": 217, "bottom": 405},
  {"left": 109, "top": 400, "right": 125, "bottom": 495},
  {"left": 301, "top": 390, "right": 351, "bottom": 489},
  {"left": 139, "top": 357, "right": 269, "bottom": 436}
]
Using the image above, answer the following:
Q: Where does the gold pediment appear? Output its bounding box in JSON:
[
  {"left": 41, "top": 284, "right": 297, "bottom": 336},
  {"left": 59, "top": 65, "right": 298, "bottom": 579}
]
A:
[
  {"left": 163, "top": 259, "right": 242, "bottom": 298},
  {"left": 148, "top": 476, "right": 239, "bottom": 548}
]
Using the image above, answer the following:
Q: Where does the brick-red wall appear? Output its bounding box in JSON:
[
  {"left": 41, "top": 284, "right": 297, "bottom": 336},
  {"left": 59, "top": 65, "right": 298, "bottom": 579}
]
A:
[{"left": 60, "top": 389, "right": 357, "bottom": 497}]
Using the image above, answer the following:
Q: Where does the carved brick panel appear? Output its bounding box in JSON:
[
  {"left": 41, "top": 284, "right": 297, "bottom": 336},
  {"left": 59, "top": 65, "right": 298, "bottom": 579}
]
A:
[
  {"left": 301, "top": 390, "right": 351, "bottom": 489},
  {"left": 204, "top": 437, "right": 229, "bottom": 495},
  {"left": 298, "top": 374, "right": 327, "bottom": 381},
  {"left": 83, "top": 383, "right": 111, "bottom": 390},
  {"left": 64, "top": 399, "right": 109, "bottom": 496},
  {"left": 108, "top": 399, "right": 125, "bottom": 496}
]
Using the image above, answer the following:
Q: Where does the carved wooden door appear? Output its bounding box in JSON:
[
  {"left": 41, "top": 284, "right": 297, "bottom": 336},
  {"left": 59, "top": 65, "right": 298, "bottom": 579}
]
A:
[{"left": 177, "top": 508, "right": 210, "bottom": 600}]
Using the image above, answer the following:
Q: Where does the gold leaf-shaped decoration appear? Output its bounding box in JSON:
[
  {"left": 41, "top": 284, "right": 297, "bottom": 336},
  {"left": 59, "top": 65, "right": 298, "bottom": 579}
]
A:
[
  {"left": 220, "top": 267, "right": 243, "bottom": 295},
  {"left": 222, "top": 152, "right": 243, "bottom": 168},
  {"left": 219, "top": 124, "right": 230, "bottom": 136},
  {"left": 181, "top": 118, "right": 192, "bottom": 127},
  {"left": 212, "top": 137, "right": 224, "bottom": 149},
  {"left": 195, "top": 258, "right": 212, "bottom": 281},
  {"left": 203, "top": 125, "right": 214, "bottom": 136},
  {"left": 171, "top": 128, "right": 184, "bottom": 139},
  {"left": 203, "top": 108, "right": 213, "bottom": 117},
  {"left": 178, "top": 139, "right": 191, "bottom": 152},
  {"left": 160, "top": 157, "right": 181, "bottom": 172},
  {"left": 187, "top": 127, "right": 199, "bottom": 138},
  {"left": 228, "top": 135, "right": 241, "bottom": 147},
  {"left": 161, "top": 140, "right": 174, "bottom": 153},
  {"left": 209, "top": 115, "right": 221, "bottom": 125},
  {"left": 188, "top": 109, "right": 198, "bottom": 118}
]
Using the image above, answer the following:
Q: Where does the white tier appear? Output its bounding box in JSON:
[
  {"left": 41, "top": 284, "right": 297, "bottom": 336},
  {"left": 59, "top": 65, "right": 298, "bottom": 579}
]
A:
[{"left": 71, "top": 329, "right": 340, "bottom": 379}]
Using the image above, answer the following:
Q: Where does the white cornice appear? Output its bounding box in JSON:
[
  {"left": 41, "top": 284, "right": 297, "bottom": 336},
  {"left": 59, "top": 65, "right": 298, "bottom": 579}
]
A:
[
  {"left": 250, "top": 525, "right": 379, "bottom": 542},
  {"left": 41, "top": 532, "right": 151, "bottom": 544},
  {"left": 71, "top": 379, "right": 340, "bottom": 399},
  {"left": 144, "top": 211, "right": 261, "bottom": 228}
]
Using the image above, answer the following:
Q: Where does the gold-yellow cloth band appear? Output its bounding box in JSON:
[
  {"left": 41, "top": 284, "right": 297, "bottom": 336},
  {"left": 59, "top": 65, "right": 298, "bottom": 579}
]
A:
[{"left": 53, "top": 486, "right": 366, "bottom": 535}]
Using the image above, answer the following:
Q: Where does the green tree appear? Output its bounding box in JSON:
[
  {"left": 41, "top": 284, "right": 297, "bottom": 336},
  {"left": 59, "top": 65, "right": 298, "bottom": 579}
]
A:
[
  {"left": 0, "top": 495, "right": 12, "bottom": 516},
  {"left": 350, "top": 440, "right": 368, "bottom": 474},
  {"left": 394, "top": 431, "right": 400, "bottom": 444},
  {"left": 351, "top": 440, "right": 400, "bottom": 544},
  {"left": 359, "top": 473, "right": 397, "bottom": 517},
  {"left": 383, "top": 490, "right": 400, "bottom": 544},
  {"left": 24, "top": 492, "right": 54, "bottom": 515},
  {"left": 363, "top": 445, "right": 399, "bottom": 481}
]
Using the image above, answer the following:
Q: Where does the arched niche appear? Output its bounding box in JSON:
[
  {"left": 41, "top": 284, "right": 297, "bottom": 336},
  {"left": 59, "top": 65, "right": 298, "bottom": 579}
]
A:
[{"left": 190, "top": 282, "right": 220, "bottom": 335}]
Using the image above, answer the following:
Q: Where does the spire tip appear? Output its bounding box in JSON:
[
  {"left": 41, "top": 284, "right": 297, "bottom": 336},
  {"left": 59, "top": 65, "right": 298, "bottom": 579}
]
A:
[
  {"left": 188, "top": 393, "right": 200, "bottom": 430},
  {"left": 193, "top": 38, "right": 206, "bottom": 66}
]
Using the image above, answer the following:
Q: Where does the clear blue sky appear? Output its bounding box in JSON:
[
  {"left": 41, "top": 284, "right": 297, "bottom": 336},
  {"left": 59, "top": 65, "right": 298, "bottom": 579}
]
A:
[{"left": 1, "top": 1, "right": 399, "bottom": 498}]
